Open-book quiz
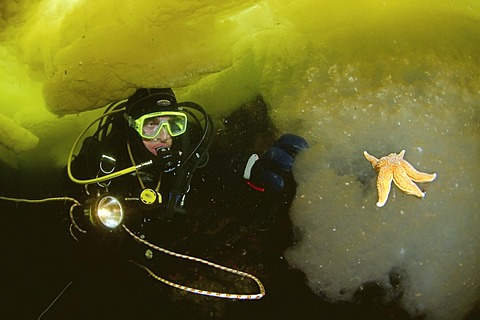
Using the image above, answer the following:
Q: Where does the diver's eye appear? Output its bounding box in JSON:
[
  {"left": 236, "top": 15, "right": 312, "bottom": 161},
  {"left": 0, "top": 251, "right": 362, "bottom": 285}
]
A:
[{"left": 145, "top": 119, "right": 159, "bottom": 127}]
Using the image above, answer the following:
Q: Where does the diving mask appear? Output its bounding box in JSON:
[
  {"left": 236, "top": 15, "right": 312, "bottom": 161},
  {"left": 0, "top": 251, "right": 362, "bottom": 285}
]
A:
[{"left": 128, "top": 111, "right": 188, "bottom": 139}]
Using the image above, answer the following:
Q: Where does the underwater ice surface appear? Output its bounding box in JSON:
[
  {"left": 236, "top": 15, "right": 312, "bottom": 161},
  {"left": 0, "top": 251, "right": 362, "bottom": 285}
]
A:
[{"left": 276, "top": 51, "right": 480, "bottom": 318}]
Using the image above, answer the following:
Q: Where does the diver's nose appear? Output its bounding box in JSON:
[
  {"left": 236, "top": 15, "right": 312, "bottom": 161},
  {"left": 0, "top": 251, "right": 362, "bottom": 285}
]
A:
[{"left": 157, "top": 126, "right": 170, "bottom": 141}]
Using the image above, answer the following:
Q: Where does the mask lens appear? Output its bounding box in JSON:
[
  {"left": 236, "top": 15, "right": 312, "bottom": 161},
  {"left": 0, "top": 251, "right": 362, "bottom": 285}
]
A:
[
  {"left": 142, "top": 116, "right": 165, "bottom": 138},
  {"left": 168, "top": 115, "right": 186, "bottom": 136}
]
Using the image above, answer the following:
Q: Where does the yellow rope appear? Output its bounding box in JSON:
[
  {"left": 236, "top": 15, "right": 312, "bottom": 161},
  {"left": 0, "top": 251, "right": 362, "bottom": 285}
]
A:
[
  {"left": 123, "top": 225, "right": 265, "bottom": 300},
  {"left": 0, "top": 195, "right": 87, "bottom": 234},
  {"left": 0, "top": 195, "right": 266, "bottom": 300},
  {"left": 0, "top": 195, "right": 79, "bottom": 204}
]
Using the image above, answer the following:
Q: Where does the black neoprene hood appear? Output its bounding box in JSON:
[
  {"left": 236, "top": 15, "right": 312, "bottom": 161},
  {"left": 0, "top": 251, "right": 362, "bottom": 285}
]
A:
[{"left": 125, "top": 88, "right": 178, "bottom": 119}]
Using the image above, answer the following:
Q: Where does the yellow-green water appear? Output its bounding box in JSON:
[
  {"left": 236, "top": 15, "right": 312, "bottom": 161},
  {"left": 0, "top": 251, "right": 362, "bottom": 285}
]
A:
[{"left": 1, "top": 1, "right": 480, "bottom": 319}]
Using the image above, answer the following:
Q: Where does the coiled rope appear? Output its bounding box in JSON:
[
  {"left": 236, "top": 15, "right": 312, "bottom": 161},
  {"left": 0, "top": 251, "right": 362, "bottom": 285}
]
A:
[
  {"left": 123, "top": 225, "right": 265, "bottom": 300},
  {"left": 0, "top": 195, "right": 266, "bottom": 300}
]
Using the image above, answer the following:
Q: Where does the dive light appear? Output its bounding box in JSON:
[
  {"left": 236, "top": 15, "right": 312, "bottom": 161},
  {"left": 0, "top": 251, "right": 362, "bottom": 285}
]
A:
[{"left": 89, "top": 195, "right": 124, "bottom": 229}]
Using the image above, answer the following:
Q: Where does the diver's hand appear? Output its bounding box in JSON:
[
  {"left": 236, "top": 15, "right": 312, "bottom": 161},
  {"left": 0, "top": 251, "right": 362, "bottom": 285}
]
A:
[{"left": 243, "top": 134, "right": 309, "bottom": 192}]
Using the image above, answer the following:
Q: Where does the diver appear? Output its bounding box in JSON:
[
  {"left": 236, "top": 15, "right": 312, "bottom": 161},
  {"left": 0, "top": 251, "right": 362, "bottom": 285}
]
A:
[
  {"left": 56, "top": 88, "right": 308, "bottom": 318},
  {"left": 66, "top": 88, "right": 308, "bottom": 243},
  {"left": 67, "top": 87, "right": 216, "bottom": 231}
]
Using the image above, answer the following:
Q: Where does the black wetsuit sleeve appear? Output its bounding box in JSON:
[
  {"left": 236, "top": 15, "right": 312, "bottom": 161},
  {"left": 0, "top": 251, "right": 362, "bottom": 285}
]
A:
[{"left": 186, "top": 147, "right": 296, "bottom": 220}]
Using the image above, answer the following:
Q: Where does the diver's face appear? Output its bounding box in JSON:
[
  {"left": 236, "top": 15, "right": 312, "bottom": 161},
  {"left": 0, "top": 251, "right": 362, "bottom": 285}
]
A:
[{"left": 142, "top": 116, "right": 173, "bottom": 155}]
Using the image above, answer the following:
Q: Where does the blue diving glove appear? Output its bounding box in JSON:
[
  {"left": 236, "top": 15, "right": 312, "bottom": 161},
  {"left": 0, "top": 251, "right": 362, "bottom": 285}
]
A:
[{"left": 243, "top": 134, "right": 309, "bottom": 192}]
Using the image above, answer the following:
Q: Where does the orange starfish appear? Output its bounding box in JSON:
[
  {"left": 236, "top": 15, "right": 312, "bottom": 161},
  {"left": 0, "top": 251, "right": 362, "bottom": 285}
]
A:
[{"left": 363, "top": 150, "right": 437, "bottom": 207}]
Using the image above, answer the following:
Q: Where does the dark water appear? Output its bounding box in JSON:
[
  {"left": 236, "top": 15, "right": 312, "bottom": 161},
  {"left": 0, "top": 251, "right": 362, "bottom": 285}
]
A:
[{"left": 1, "top": 98, "right": 479, "bottom": 320}]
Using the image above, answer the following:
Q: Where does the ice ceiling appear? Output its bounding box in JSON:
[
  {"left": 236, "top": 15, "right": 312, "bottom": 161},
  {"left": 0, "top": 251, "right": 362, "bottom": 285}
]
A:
[
  {"left": 0, "top": 0, "right": 479, "bottom": 167},
  {"left": 1, "top": 1, "right": 480, "bottom": 319}
]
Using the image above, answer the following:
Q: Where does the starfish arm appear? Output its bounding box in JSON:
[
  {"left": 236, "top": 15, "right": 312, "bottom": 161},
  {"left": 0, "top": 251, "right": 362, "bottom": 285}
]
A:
[
  {"left": 364, "top": 151, "right": 379, "bottom": 166},
  {"left": 400, "top": 159, "right": 437, "bottom": 183},
  {"left": 393, "top": 165, "right": 425, "bottom": 198},
  {"left": 376, "top": 168, "right": 393, "bottom": 207}
]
